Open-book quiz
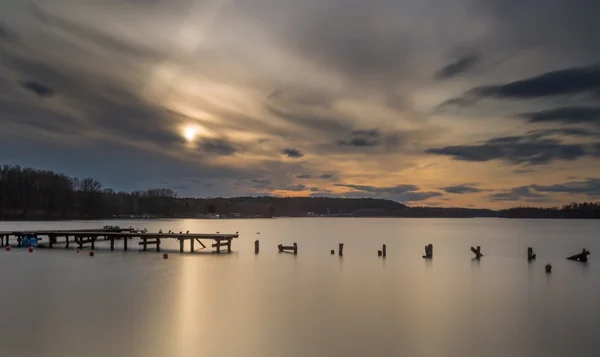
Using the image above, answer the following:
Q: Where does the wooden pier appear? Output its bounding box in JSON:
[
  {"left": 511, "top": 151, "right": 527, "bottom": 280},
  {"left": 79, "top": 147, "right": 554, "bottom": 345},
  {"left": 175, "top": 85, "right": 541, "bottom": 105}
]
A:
[{"left": 0, "top": 229, "right": 239, "bottom": 254}]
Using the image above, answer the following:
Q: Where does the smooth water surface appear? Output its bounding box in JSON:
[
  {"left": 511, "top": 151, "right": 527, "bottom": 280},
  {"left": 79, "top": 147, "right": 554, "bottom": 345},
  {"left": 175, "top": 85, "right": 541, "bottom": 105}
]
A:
[{"left": 1, "top": 218, "right": 599, "bottom": 357}]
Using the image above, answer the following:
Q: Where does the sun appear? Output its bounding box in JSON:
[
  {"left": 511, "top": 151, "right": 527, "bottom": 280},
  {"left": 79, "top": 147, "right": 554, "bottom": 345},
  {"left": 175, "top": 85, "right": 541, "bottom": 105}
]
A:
[{"left": 182, "top": 125, "right": 203, "bottom": 143}]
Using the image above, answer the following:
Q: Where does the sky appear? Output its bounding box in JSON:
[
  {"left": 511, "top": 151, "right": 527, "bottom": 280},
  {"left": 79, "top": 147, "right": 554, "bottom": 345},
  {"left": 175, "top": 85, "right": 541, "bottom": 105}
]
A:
[{"left": 1, "top": 0, "right": 600, "bottom": 208}]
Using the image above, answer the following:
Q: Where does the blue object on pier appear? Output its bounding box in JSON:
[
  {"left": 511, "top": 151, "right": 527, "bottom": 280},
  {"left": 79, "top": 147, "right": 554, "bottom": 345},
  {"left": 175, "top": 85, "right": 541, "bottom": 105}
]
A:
[{"left": 21, "top": 233, "right": 38, "bottom": 248}]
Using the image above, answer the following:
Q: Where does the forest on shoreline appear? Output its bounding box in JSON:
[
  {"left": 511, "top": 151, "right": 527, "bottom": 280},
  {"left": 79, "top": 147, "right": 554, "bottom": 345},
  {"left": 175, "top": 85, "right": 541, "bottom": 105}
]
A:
[{"left": 1, "top": 165, "right": 599, "bottom": 220}]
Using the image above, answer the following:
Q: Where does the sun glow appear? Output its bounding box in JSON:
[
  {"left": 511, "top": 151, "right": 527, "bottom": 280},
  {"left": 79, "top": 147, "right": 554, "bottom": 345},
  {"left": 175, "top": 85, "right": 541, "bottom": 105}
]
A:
[{"left": 182, "top": 125, "right": 204, "bottom": 143}]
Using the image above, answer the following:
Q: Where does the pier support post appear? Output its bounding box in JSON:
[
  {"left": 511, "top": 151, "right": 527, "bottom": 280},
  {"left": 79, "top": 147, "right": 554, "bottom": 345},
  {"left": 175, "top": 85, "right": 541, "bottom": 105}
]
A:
[
  {"left": 179, "top": 239, "right": 184, "bottom": 253},
  {"left": 77, "top": 236, "right": 83, "bottom": 250},
  {"left": 142, "top": 237, "right": 147, "bottom": 251},
  {"left": 91, "top": 236, "right": 95, "bottom": 250},
  {"left": 255, "top": 240, "right": 259, "bottom": 254},
  {"left": 227, "top": 239, "right": 231, "bottom": 252},
  {"left": 65, "top": 236, "right": 69, "bottom": 249},
  {"left": 527, "top": 247, "right": 536, "bottom": 261},
  {"left": 123, "top": 235, "right": 128, "bottom": 251},
  {"left": 566, "top": 248, "right": 590, "bottom": 262},
  {"left": 293, "top": 242, "right": 298, "bottom": 255},
  {"left": 156, "top": 238, "right": 161, "bottom": 252},
  {"left": 423, "top": 244, "right": 433, "bottom": 259},
  {"left": 190, "top": 238, "right": 195, "bottom": 253},
  {"left": 471, "top": 246, "right": 483, "bottom": 259},
  {"left": 382, "top": 244, "right": 386, "bottom": 258},
  {"left": 110, "top": 237, "right": 115, "bottom": 251},
  {"left": 339, "top": 243, "right": 344, "bottom": 257}
]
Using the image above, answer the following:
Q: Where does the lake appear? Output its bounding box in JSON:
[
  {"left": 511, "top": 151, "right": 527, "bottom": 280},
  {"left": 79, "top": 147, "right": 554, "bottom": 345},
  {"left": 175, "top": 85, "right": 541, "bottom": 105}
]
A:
[{"left": 1, "top": 218, "right": 599, "bottom": 357}]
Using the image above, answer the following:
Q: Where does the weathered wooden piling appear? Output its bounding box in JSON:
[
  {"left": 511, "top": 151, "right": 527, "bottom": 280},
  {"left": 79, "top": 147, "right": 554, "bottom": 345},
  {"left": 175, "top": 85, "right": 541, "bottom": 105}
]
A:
[
  {"left": 278, "top": 242, "right": 298, "bottom": 254},
  {"left": 527, "top": 247, "right": 536, "bottom": 261},
  {"left": 255, "top": 240, "right": 260, "bottom": 254},
  {"left": 545, "top": 263, "right": 552, "bottom": 273},
  {"left": 378, "top": 250, "right": 382, "bottom": 257},
  {"left": 339, "top": 243, "right": 344, "bottom": 256},
  {"left": 471, "top": 246, "right": 483, "bottom": 259},
  {"left": 382, "top": 244, "right": 386, "bottom": 258},
  {"left": 331, "top": 250, "right": 335, "bottom": 255},
  {"left": 423, "top": 244, "right": 433, "bottom": 259},
  {"left": 566, "top": 248, "right": 590, "bottom": 262}
]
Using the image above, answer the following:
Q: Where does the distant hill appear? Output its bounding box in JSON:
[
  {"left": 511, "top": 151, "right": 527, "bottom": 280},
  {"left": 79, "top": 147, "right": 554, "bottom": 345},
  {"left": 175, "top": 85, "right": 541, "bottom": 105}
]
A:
[{"left": 1, "top": 164, "right": 599, "bottom": 219}]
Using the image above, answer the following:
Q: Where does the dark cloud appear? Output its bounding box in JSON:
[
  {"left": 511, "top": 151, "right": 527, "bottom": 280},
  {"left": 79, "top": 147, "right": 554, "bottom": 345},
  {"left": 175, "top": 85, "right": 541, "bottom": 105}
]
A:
[
  {"left": 309, "top": 187, "right": 320, "bottom": 192},
  {"left": 532, "top": 178, "right": 600, "bottom": 196},
  {"left": 296, "top": 174, "right": 312, "bottom": 179},
  {"left": 426, "top": 134, "right": 588, "bottom": 165},
  {"left": 442, "top": 184, "right": 482, "bottom": 194},
  {"left": 251, "top": 179, "right": 271, "bottom": 186},
  {"left": 319, "top": 174, "right": 334, "bottom": 179},
  {"left": 200, "top": 139, "right": 237, "bottom": 156},
  {"left": 512, "top": 168, "right": 536, "bottom": 174},
  {"left": 488, "top": 178, "right": 600, "bottom": 202},
  {"left": 282, "top": 148, "right": 304, "bottom": 158},
  {"left": 488, "top": 186, "right": 549, "bottom": 202},
  {"left": 0, "top": 22, "right": 18, "bottom": 43},
  {"left": 335, "top": 183, "right": 419, "bottom": 194},
  {"left": 20, "top": 81, "right": 55, "bottom": 98},
  {"left": 441, "top": 63, "right": 600, "bottom": 107},
  {"left": 518, "top": 107, "right": 600, "bottom": 126},
  {"left": 279, "top": 184, "right": 307, "bottom": 192},
  {"left": 526, "top": 127, "right": 600, "bottom": 138},
  {"left": 434, "top": 52, "right": 481, "bottom": 80},
  {"left": 336, "top": 129, "right": 401, "bottom": 149}
]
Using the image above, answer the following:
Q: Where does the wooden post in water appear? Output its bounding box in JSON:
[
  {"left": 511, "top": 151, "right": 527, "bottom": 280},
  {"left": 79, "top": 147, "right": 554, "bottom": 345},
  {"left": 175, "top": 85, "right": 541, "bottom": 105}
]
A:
[
  {"left": 255, "top": 240, "right": 259, "bottom": 254},
  {"left": 156, "top": 238, "right": 161, "bottom": 252},
  {"left": 142, "top": 237, "right": 147, "bottom": 251},
  {"left": 77, "top": 236, "right": 83, "bottom": 250},
  {"left": 227, "top": 238, "right": 231, "bottom": 252},
  {"left": 278, "top": 244, "right": 283, "bottom": 252},
  {"left": 48, "top": 235, "right": 54, "bottom": 249},
  {"left": 471, "top": 246, "right": 483, "bottom": 259},
  {"left": 91, "top": 236, "right": 95, "bottom": 250},
  {"left": 566, "top": 248, "right": 590, "bottom": 262},
  {"left": 423, "top": 244, "right": 433, "bottom": 259},
  {"left": 17, "top": 236, "right": 22, "bottom": 247},
  {"left": 527, "top": 247, "right": 536, "bottom": 261},
  {"left": 293, "top": 242, "right": 298, "bottom": 255},
  {"left": 110, "top": 237, "right": 115, "bottom": 251},
  {"left": 378, "top": 250, "right": 382, "bottom": 257},
  {"left": 190, "top": 238, "right": 195, "bottom": 253},
  {"left": 331, "top": 250, "right": 335, "bottom": 255},
  {"left": 123, "top": 235, "right": 128, "bottom": 251},
  {"left": 382, "top": 244, "right": 387, "bottom": 258},
  {"left": 339, "top": 243, "right": 344, "bottom": 257},
  {"left": 65, "top": 235, "right": 70, "bottom": 249},
  {"left": 179, "top": 239, "right": 184, "bottom": 253}
]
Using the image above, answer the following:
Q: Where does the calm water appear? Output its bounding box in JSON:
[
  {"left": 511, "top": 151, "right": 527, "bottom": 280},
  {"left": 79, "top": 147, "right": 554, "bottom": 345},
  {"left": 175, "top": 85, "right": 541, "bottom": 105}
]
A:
[{"left": 1, "top": 218, "right": 599, "bottom": 357}]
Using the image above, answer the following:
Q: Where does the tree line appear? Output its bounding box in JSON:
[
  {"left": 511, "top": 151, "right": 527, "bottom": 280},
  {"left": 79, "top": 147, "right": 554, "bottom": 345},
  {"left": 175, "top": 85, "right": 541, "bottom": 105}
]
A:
[{"left": 1, "top": 165, "right": 599, "bottom": 219}]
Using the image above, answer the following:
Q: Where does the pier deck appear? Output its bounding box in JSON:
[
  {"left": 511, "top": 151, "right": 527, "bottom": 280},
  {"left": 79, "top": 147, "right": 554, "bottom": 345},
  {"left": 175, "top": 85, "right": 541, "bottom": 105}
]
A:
[{"left": 0, "top": 229, "right": 238, "bottom": 254}]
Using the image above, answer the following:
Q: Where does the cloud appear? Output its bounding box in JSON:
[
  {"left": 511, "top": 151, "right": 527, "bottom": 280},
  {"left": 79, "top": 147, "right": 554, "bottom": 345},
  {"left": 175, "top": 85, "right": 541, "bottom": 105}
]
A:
[
  {"left": 333, "top": 183, "right": 442, "bottom": 202},
  {"left": 278, "top": 184, "right": 307, "bottom": 192},
  {"left": 200, "top": 138, "right": 237, "bottom": 156},
  {"left": 426, "top": 134, "right": 588, "bottom": 165},
  {"left": 518, "top": 107, "right": 600, "bottom": 126},
  {"left": 335, "top": 183, "right": 419, "bottom": 194},
  {"left": 319, "top": 174, "right": 334, "bottom": 179},
  {"left": 442, "top": 184, "right": 482, "bottom": 194},
  {"left": 434, "top": 52, "right": 481, "bottom": 80},
  {"left": 488, "top": 186, "right": 549, "bottom": 202},
  {"left": 309, "top": 187, "right": 320, "bottom": 192},
  {"left": 251, "top": 179, "right": 271, "bottom": 186},
  {"left": 440, "top": 63, "right": 600, "bottom": 107},
  {"left": 337, "top": 129, "right": 381, "bottom": 147},
  {"left": 532, "top": 178, "right": 600, "bottom": 196},
  {"left": 296, "top": 174, "right": 311, "bottom": 179},
  {"left": 282, "top": 148, "right": 304, "bottom": 158},
  {"left": 20, "top": 81, "right": 55, "bottom": 98}
]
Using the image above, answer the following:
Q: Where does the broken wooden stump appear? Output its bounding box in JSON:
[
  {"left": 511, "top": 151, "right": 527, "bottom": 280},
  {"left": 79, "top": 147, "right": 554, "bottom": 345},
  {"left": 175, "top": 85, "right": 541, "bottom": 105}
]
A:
[
  {"left": 471, "top": 245, "right": 483, "bottom": 259},
  {"left": 330, "top": 250, "right": 335, "bottom": 255},
  {"left": 377, "top": 250, "right": 382, "bottom": 257},
  {"left": 339, "top": 243, "right": 344, "bottom": 257},
  {"left": 566, "top": 248, "right": 590, "bottom": 262},
  {"left": 527, "top": 247, "right": 536, "bottom": 261},
  {"left": 382, "top": 244, "right": 386, "bottom": 258},
  {"left": 278, "top": 242, "right": 298, "bottom": 254},
  {"left": 545, "top": 263, "right": 552, "bottom": 273},
  {"left": 254, "top": 240, "right": 260, "bottom": 254},
  {"left": 423, "top": 243, "right": 433, "bottom": 259}
]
